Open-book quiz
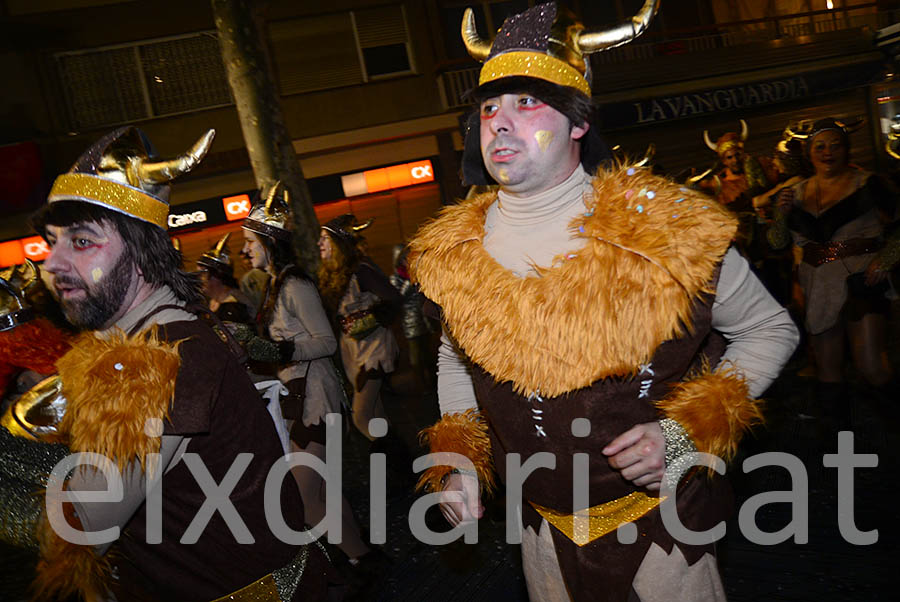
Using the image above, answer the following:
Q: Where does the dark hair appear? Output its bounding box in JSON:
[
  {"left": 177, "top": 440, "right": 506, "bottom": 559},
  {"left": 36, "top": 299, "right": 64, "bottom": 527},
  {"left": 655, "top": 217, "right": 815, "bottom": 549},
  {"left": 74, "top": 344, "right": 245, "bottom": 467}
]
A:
[
  {"left": 254, "top": 232, "right": 313, "bottom": 281},
  {"left": 31, "top": 201, "right": 203, "bottom": 304},
  {"left": 206, "top": 266, "right": 239, "bottom": 290},
  {"left": 462, "top": 77, "right": 612, "bottom": 186}
]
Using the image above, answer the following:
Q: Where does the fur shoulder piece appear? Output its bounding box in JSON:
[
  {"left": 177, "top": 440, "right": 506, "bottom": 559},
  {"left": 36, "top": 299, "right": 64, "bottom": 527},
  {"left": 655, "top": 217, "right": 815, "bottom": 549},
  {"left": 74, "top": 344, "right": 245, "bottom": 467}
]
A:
[
  {"left": 56, "top": 326, "right": 182, "bottom": 471},
  {"left": 410, "top": 164, "right": 737, "bottom": 396}
]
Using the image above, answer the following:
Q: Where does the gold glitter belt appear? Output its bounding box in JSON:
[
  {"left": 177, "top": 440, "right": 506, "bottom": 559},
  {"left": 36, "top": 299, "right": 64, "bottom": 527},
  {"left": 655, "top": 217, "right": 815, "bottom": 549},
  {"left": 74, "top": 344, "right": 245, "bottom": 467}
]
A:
[
  {"left": 530, "top": 491, "right": 665, "bottom": 547},
  {"left": 209, "top": 574, "right": 281, "bottom": 602},
  {"left": 802, "top": 237, "right": 882, "bottom": 267}
]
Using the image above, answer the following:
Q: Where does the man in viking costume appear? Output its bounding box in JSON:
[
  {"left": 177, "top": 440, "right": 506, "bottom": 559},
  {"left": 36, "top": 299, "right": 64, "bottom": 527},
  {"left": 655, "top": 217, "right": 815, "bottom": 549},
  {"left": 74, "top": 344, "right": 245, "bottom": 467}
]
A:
[
  {"left": 691, "top": 121, "right": 779, "bottom": 261},
  {"left": 0, "top": 127, "right": 333, "bottom": 601},
  {"left": 410, "top": 2, "right": 799, "bottom": 600},
  {"left": 693, "top": 120, "right": 777, "bottom": 211}
]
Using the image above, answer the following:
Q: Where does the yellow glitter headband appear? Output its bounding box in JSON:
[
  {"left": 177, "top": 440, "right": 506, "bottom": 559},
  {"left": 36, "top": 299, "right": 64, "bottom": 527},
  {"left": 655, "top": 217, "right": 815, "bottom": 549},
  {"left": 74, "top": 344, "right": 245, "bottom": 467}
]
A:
[
  {"left": 48, "top": 173, "right": 169, "bottom": 229},
  {"left": 479, "top": 51, "right": 591, "bottom": 97}
]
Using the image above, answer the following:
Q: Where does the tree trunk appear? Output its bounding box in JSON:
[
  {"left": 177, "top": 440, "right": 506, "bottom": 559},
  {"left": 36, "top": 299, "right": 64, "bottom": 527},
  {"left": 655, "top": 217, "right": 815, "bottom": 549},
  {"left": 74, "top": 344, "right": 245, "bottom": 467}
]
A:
[{"left": 211, "top": 0, "right": 320, "bottom": 272}]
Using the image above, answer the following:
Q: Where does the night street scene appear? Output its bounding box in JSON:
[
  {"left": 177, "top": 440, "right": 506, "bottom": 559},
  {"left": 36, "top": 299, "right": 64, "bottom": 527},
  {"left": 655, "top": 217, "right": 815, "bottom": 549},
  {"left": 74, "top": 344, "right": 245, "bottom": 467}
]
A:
[{"left": 2, "top": 1, "right": 900, "bottom": 601}]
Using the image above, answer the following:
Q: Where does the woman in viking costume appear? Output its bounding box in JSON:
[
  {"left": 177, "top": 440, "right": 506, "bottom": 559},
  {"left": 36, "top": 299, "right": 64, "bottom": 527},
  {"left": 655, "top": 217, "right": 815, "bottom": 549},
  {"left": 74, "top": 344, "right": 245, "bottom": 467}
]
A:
[
  {"left": 770, "top": 117, "right": 900, "bottom": 423},
  {"left": 316, "top": 215, "right": 402, "bottom": 442},
  {"left": 409, "top": 2, "right": 798, "bottom": 600},
  {"left": 241, "top": 188, "right": 378, "bottom": 580}
]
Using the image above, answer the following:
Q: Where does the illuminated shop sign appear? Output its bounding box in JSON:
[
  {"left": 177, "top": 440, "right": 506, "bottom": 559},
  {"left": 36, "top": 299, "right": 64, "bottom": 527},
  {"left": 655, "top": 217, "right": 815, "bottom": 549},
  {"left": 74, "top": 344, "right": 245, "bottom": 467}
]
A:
[
  {"left": 20, "top": 236, "right": 50, "bottom": 261},
  {"left": 222, "top": 194, "right": 252, "bottom": 221},
  {"left": 0, "top": 236, "right": 49, "bottom": 268},
  {"left": 341, "top": 159, "right": 435, "bottom": 197},
  {"left": 168, "top": 210, "right": 208, "bottom": 229}
]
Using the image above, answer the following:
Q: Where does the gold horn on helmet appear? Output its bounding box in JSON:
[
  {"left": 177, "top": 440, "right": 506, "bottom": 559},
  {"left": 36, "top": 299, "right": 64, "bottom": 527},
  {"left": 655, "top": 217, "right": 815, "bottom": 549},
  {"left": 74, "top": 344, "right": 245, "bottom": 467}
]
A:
[
  {"left": 576, "top": 0, "right": 660, "bottom": 54},
  {"left": 740, "top": 119, "right": 749, "bottom": 141},
  {"left": 703, "top": 130, "right": 717, "bottom": 152},
  {"left": 635, "top": 143, "right": 656, "bottom": 167},
  {"left": 137, "top": 129, "right": 216, "bottom": 185},
  {"left": 214, "top": 232, "right": 231, "bottom": 254},
  {"left": 265, "top": 181, "right": 284, "bottom": 213},
  {"left": 835, "top": 116, "right": 865, "bottom": 134},
  {"left": 352, "top": 218, "right": 374, "bottom": 232},
  {"left": 784, "top": 121, "right": 811, "bottom": 141},
  {"left": 687, "top": 167, "right": 714, "bottom": 185},
  {"left": 461, "top": 7, "right": 492, "bottom": 62},
  {"left": 887, "top": 131, "right": 900, "bottom": 160}
]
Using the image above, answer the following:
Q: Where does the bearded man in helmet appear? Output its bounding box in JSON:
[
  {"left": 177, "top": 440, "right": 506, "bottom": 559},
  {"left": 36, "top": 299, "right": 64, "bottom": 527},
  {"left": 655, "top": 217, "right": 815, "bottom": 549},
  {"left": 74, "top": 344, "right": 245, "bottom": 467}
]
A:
[{"left": 0, "top": 127, "right": 334, "bottom": 601}]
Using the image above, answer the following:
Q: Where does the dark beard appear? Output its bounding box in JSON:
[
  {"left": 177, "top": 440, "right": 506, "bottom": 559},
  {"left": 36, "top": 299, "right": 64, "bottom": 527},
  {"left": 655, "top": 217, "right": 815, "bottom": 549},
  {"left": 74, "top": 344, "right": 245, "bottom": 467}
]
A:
[{"left": 56, "top": 251, "right": 134, "bottom": 330}]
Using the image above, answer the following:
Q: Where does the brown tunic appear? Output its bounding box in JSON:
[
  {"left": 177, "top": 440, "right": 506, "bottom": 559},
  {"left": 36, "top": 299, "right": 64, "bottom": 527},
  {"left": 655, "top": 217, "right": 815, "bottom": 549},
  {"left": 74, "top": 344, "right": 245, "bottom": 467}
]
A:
[
  {"left": 109, "top": 319, "right": 329, "bottom": 602},
  {"left": 473, "top": 289, "right": 732, "bottom": 602}
]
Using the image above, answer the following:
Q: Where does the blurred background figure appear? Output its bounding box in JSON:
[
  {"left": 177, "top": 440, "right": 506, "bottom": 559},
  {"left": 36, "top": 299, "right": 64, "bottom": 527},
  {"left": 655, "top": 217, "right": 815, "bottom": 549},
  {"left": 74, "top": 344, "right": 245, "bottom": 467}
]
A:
[
  {"left": 196, "top": 232, "right": 255, "bottom": 322},
  {"left": 0, "top": 260, "right": 71, "bottom": 405},
  {"left": 241, "top": 186, "right": 380, "bottom": 589},
  {"left": 768, "top": 117, "right": 900, "bottom": 426},
  {"left": 317, "top": 214, "right": 402, "bottom": 441},
  {"left": 389, "top": 243, "right": 436, "bottom": 392},
  {"left": 689, "top": 119, "right": 779, "bottom": 261},
  {"left": 752, "top": 123, "right": 815, "bottom": 306}
]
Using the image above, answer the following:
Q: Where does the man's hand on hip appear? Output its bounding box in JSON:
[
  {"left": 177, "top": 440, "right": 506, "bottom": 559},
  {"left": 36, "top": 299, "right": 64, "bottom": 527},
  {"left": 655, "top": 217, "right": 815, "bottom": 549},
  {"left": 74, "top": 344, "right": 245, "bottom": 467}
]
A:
[{"left": 602, "top": 421, "right": 666, "bottom": 492}]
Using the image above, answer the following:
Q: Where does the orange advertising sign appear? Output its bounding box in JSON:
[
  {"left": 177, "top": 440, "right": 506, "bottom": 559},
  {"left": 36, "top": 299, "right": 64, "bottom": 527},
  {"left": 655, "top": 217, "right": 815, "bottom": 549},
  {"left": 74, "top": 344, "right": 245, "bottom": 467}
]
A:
[
  {"left": 222, "top": 194, "right": 252, "bottom": 221},
  {"left": 342, "top": 159, "right": 435, "bottom": 197},
  {"left": 20, "top": 236, "right": 50, "bottom": 262}
]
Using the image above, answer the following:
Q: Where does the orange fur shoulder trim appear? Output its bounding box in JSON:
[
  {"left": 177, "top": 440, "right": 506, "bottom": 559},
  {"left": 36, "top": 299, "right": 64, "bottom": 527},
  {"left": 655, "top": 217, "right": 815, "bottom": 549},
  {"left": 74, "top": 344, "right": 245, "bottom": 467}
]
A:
[
  {"left": 656, "top": 362, "right": 763, "bottom": 464},
  {"left": 56, "top": 326, "right": 181, "bottom": 471},
  {"left": 410, "top": 164, "right": 737, "bottom": 396},
  {"left": 32, "top": 512, "right": 110, "bottom": 602},
  {"left": 417, "top": 409, "right": 496, "bottom": 496},
  {"left": 0, "top": 317, "right": 71, "bottom": 374}
]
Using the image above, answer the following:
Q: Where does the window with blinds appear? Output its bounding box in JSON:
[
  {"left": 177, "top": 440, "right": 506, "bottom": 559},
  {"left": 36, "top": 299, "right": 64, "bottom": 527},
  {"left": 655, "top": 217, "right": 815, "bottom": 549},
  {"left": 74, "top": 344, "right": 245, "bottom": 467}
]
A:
[
  {"left": 55, "top": 32, "right": 231, "bottom": 131},
  {"left": 353, "top": 4, "right": 414, "bottom": 78},
  {"left": 53, "top": 5, "right": 416, "bottom": 130},
  {"left": 270, "top": 3, "right": 414, "bottom": 94}
]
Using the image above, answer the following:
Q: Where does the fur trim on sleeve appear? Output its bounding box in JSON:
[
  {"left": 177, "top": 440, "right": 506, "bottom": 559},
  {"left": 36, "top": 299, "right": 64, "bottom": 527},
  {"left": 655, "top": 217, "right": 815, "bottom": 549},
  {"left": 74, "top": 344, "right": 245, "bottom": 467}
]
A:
[
  {"left": 655, "top": 362, "right": 763, "bottom": 467},
  {"left": 32, "top": 511, "right": 110, "bottom": 602},
  {"left": 416, "top": 409, "right": 496, "bottom": 496},
  {"left": 56, "top": 326, "right": 181, "bottom": 471}
]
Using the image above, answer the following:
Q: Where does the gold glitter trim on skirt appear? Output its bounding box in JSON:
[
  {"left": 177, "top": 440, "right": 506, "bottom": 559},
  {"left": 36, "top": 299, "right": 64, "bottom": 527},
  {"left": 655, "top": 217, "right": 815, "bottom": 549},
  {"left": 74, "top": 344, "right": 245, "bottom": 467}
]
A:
[
  {"left": 49, "top": 173, "right": 169, "bottom": 229},
  {"left": 209, "top": 574, "right": 281, "bottom": 602},
  {"left": 530, "top": 491, "right": 664, "bottom": 546},
  {"left": 479, "top": 50, "right": 591, "bottom": 96}
]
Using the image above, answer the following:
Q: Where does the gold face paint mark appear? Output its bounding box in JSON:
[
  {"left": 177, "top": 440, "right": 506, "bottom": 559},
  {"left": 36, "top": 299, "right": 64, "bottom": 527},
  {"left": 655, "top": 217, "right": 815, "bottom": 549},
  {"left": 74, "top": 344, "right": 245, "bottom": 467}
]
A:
[
  {"left": 498, "top": 169, "right": 510, "bottom": 183},
  {"left": 91, "top": 267, "right": 103, "bottom": 283},
  {"left": 535, "top": 130, "right": 554, "bottom": 152}
]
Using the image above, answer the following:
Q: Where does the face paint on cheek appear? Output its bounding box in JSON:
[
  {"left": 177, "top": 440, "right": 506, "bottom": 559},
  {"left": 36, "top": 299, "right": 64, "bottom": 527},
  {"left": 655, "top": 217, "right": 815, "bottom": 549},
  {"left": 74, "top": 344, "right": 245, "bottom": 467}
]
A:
[
  {"left": 497, "top": 169, "right": 509, "bottom": 183},
  {"left": 91, "top": 267, "right": 103, "bottom": 283},
  {"left": 535, "top": 130, "right": 554, "bottom": 152}
]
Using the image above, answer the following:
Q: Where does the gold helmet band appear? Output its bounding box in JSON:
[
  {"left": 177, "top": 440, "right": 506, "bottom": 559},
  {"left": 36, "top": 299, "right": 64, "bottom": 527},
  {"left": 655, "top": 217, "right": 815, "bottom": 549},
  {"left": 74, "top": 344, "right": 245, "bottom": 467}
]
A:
[{"left": 464, "top": 0, "right": 660, "bottom": 96}]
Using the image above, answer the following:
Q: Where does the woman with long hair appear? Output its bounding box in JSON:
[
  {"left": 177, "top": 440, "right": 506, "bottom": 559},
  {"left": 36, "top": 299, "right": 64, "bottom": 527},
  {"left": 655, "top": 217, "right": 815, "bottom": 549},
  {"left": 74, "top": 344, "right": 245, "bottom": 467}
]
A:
[
  {"left": 241, "top": 188, "right": 374, "bottom": 571},
  {"left": 769, "top": 117, "right": 900, "bottom": 423},
  {"left": 317, "top": 215, "right": 402, "bottom": 441}
]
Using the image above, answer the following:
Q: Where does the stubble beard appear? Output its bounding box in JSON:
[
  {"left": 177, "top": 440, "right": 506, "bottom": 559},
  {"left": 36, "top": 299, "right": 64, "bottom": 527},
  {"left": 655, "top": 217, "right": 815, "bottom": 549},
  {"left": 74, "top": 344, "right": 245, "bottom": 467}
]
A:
[{"left": 57, "top": 251, "right": 134, "bottom": 331}]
